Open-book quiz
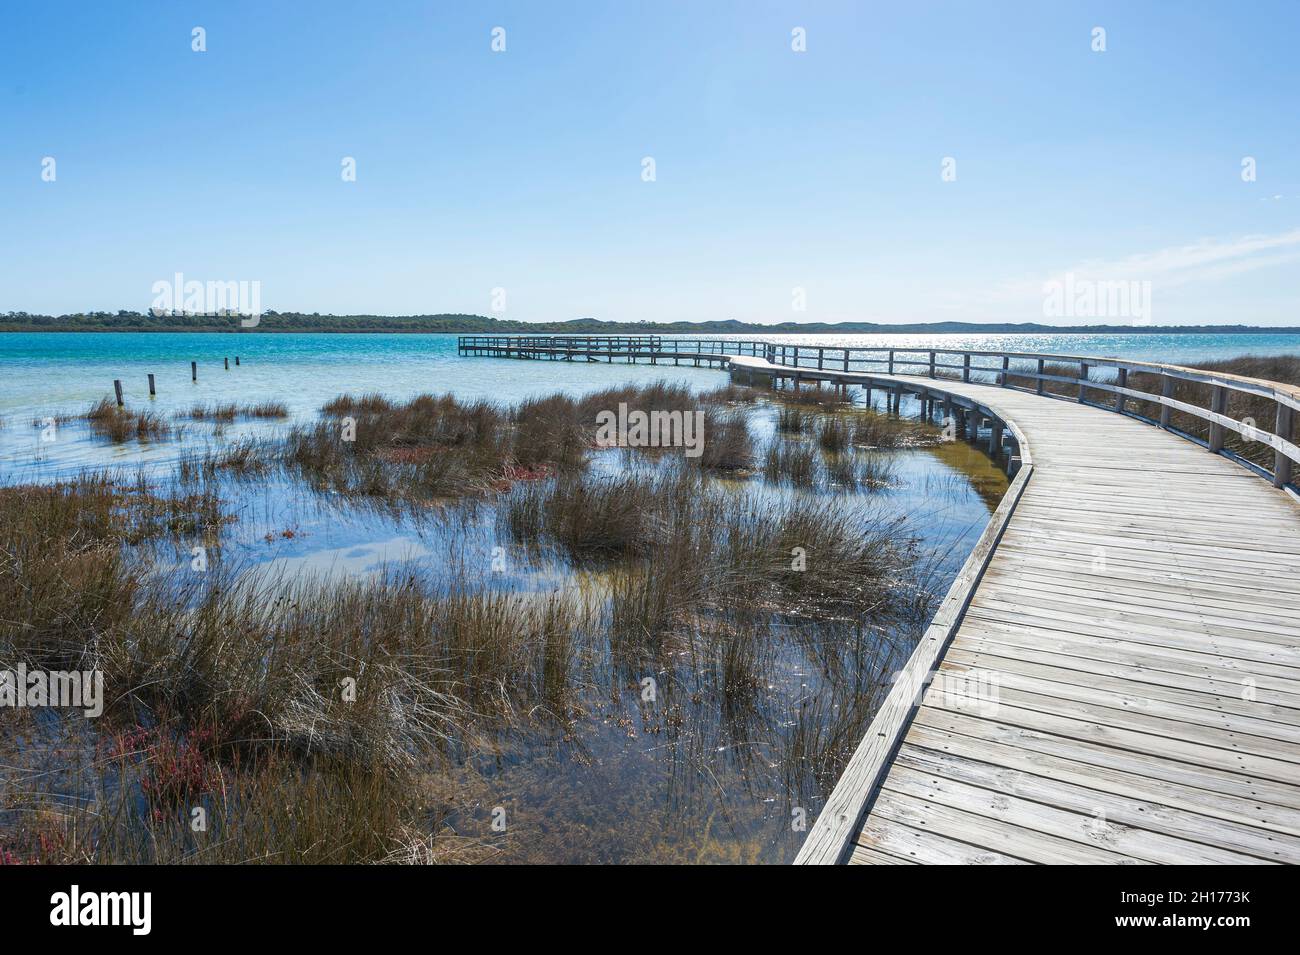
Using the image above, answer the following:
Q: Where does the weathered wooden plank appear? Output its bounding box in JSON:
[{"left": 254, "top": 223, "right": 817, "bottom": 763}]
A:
[
  {"left": 869, "top": 789, "right": 1145, "bottom": 864},
  {"left": 886, "top": 759, "right": 1276, "bottom": 864},
  {"left": 904, "top": 723, "right": 1300, "bottom": 838}
]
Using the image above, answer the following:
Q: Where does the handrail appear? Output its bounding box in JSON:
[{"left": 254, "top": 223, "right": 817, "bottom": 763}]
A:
[{"left": 457, "top": 335, "right": 1300, "bottom": 489}]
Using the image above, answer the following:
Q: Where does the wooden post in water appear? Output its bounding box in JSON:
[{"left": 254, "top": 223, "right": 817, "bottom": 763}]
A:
[
  {"left": 148, "top": 373, "right": 156, "bottom": 396},
  {"left": 192, "top": 361, "right": 197, "bottom": 382},
  {"left": 113, "top": 379, "right": 124, "bottom": 407},
  {"left": 225, "top": 357, "right": 230, "bottom": 370},
  {"left": 235, "top": 356, "right": 240, "bottom": 366}
]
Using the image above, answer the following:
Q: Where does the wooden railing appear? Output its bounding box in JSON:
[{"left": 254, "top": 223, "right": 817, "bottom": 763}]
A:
[{"left": 457, "top": 335, "right": 1300, "bottom": 490}]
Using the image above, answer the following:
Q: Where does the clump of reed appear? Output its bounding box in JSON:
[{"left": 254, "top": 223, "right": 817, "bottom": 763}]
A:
[
  {"left": 777, "top": 405, "right": 811, "bottom": 434},
  {"left": 84, "top": 398, "right": 170, "bottom": 443},
  {"left": 851, "top": 412, "right": 931, "bottom": 449},
  {"left": 184, "top": 401, "right": 289, "bottom": 422},
  {"left": 694, "top": 410, "right": 753, "bottom": 473},
  {"left": 292, "top": 382, "right": 748, "bottom": 505},
  {"left": 505, "top": 474, "right": 657, "bottom": 559},
  {"left": 504, "top": 465, "right": 917, "bottom": 625},
  {"left": 817, "top": 416, "right": 851, "bottom": 453},
  {"left": 289, "top": 392, "right": 510, "bottom": 499},
  {"left": 764, "top": 440, "right": 819, "bottom": 486}
]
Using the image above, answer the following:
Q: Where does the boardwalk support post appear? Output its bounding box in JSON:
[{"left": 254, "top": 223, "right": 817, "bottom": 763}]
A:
[
  {"left": 1275, "top": 403, "right": 1295, "bottom": 488},
  {"left": 1208, "top": 385, "right": 1228, "bottom": 452}
]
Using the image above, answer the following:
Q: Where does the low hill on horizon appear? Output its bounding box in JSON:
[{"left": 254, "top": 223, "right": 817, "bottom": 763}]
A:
[{"left": 3, "top": 310, "right": 1298, "bottom": 335}]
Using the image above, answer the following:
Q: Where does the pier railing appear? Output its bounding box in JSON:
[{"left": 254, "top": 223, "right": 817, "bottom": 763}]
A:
[{"left": 457, "top": 335, "right": 1300, "bottom": 489}]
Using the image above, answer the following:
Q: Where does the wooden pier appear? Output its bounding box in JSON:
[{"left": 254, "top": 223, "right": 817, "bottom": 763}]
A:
[{"left": 461, "top": 335, "right": 1300, "bottom": 865}]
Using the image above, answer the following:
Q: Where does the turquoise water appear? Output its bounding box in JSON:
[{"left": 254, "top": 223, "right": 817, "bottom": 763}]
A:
[{"left": 3, "top": 330, "right": 1298, "bottom": 476}]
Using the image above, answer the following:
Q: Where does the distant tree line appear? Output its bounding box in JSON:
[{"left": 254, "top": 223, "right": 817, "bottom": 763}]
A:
[{"left": 2, "top": 310, "right": 1296, "bottom": 335}]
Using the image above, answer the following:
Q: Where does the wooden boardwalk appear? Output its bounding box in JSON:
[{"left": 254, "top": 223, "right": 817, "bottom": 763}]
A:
[
  {"left": 461, "top": 337, "right": 1300, "bottom": 864},
  {"left": 725, "top": 360, "right": 1300, "bottom": 865}
]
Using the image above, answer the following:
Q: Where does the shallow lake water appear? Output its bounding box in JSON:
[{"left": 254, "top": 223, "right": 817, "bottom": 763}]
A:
[{"left": 21, "top": 329, "right": 1283, "bottom": 861}]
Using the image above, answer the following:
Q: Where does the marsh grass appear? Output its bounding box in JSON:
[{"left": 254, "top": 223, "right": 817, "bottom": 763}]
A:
[
  {"left": 817, "top": 416, "right": 851, "bottom": 453},
  {"left": 291, "top": 382, "right": 771, "bottom": 505},
  {"left": 0, "top": 472, "right": 607, "bottom": 863},
  {"left": 2, "top": 378, "right": 962, "bottom": 864},
  {"left": 84, "top": 398, "right": 171, "bottom": 443},
  {"left": 183, "top": 401, "right": 289, "bottom": 422},
  {"left": 764, "top": 440, "right": 819, "bottom": 486},
  {"left": 695, "top": 410, "right": 753, "bottom": 472},
  {"left": 851, "top": 412, "right": 931, "bottom": 450}
]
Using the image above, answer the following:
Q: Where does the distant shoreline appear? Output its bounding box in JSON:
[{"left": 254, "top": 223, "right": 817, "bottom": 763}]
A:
[{"left": 4, "top": 314, "right": 1300, "bottom": 336}]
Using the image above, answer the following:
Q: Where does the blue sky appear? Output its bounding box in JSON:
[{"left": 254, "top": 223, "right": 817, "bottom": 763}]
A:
[{"left": 3, "top": 1, "right": 1298, "bottom": 325}]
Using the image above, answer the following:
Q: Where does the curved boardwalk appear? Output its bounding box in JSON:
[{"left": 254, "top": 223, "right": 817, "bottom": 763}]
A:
[
  {"left": 460, "top": 337, "right": 1300, "bottom": 864},
  {"left": 727, "top": 362, "right": 1300, "bottom": 865}
]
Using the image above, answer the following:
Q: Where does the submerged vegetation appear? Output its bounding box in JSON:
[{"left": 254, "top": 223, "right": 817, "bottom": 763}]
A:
[{"left": 1, "top": 378, "right": 984, "bottom": 864}]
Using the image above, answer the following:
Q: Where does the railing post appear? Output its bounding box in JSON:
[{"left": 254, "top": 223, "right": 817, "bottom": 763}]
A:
[
  {"left": 1208, "top": 385, "right": 1228, "bottom": 452},
  {"left": 818, "top": 348, "right": 824, "bottom": 370},
  {"left": 929, "top": 351, "right": 936, "bottom": 378},
  {"left": 887, "top": 350, "right": 895, "bottom": 375},
  {"left": 1159, "top": 375, "right": 1174, "bottom": 428},
  {"left": 1275, "top": 402, "right": 1295, "bottom": 488},
  {"left": 1035, "top": 358, "right": 1045, "bottom": 395},
  {"left": 962, "top": 354, "right": 971, "bottom": 383},
  {"left": 1077, "top": 363, "right": 1088, "bottom": 402},
  {"left": 1114, "top": 367, "right": 1128, "bottom": 413},
  {"left": 843, "top": 349, "right": 849, "bottom": 372},
  {"left": 1000, "top": 356, "right": 1009, "bottom": 387}
]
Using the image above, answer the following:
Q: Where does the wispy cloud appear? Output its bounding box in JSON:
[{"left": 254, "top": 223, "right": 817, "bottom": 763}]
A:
[{"left": 989, "top": 227, "right": 1300, "bottom": 303}]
